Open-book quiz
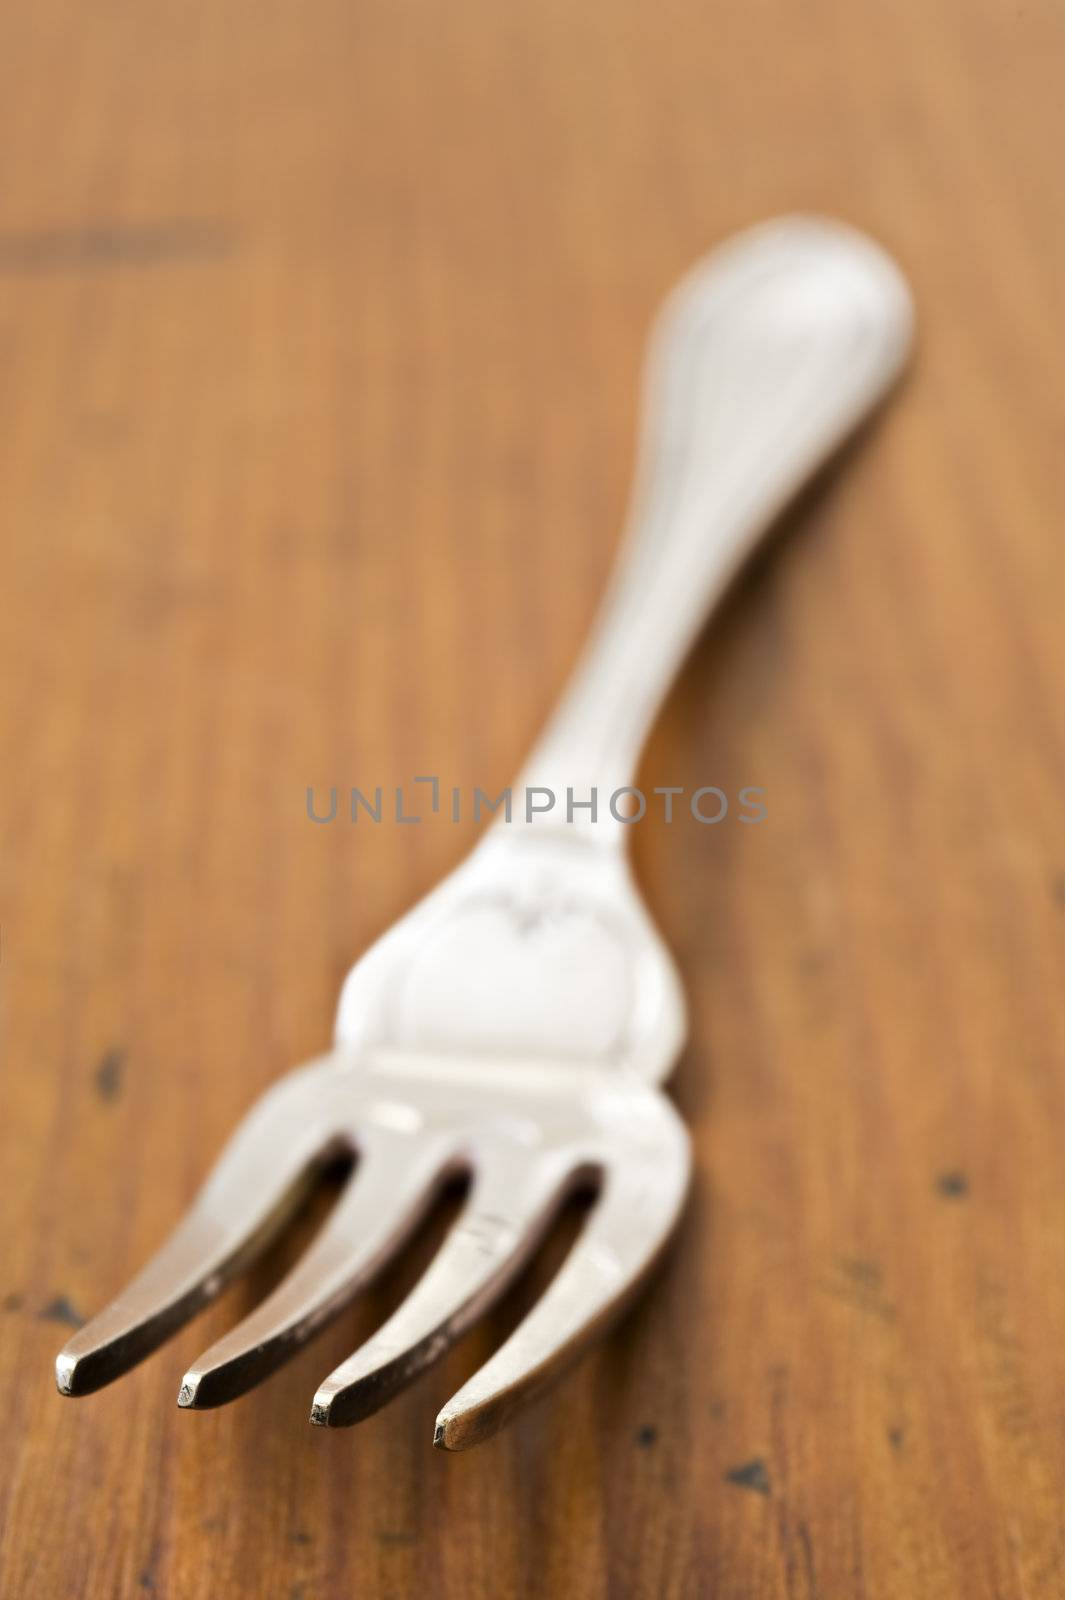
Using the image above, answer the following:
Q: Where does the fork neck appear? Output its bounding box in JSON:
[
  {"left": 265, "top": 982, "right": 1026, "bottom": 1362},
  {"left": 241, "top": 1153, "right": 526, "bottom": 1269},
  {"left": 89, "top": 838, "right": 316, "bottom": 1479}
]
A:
[{"left": 511, "top": 218, "right": 912, "bottom": 849}]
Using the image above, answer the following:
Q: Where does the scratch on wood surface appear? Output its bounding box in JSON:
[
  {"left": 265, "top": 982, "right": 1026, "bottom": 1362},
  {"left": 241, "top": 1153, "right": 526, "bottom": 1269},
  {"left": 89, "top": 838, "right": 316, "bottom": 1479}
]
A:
[
  {"left": 38, "top": 1295, "right": 85, "bottom": 1328},
  {"left": 819, "top": 1258, "right": 896, "bottom": 1322},
  {"left": 0, "top": 221, "right": 234, "bottom": 273},
  {"left": 94, "top": 1047, "right": 126, "bottom": 1102}
]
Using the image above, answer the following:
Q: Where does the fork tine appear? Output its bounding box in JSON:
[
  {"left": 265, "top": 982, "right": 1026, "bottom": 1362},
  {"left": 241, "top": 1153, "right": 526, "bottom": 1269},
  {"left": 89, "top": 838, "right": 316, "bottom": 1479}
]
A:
[
  {"left": 433, "top": 1145, "right": 690, "bottom": 1450},
  {"left": 55, "top": 1065, "right": 344, "bottom": 1397},
  {"left": 178, "top": 1134, "right": 458, "bottom": 1408},
  {"left": 309, "top": 1151, "right": 577, "bottom": 1427}
]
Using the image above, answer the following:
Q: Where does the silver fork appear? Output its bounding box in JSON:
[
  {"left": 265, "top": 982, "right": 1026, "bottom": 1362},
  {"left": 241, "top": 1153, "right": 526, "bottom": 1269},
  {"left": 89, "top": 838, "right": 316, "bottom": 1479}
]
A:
[{"left": 56, "top": 216, "right": 912, "bottom": 1449}]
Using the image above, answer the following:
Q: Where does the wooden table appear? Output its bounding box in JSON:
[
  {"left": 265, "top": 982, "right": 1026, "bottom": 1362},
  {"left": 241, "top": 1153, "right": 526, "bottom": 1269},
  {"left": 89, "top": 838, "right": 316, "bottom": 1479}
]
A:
[{"left": 2, "top": 1, "right": 1064, "bottom": 1594}]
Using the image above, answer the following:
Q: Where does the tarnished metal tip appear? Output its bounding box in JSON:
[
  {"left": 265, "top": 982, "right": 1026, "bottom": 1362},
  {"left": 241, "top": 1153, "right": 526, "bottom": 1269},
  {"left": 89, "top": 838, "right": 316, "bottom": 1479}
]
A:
[
  {"left": 55, "top": 1352, "right": 78, "bottom": 1396},
  {"left": 433, "top": 1410, "right": 474, "bottom": 1451},
  {"left": 308, "top": 1375, "right": 381, "bottom": 1428},
  {"left": 177, "top": 1366, "right": 237, "bottom": 1409},
  {"left": 177, "top": 1375, "right": 200, "bottom": 1408},
  {"left": 53, "top": 1339, "right": 119, "bottom": 1397}
]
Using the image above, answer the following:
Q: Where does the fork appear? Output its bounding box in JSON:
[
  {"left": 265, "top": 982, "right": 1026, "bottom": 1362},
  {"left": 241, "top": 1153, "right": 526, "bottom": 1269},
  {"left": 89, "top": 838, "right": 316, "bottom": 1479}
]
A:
[{"left": 56, "top": 216, "right": 913, "bottom": 1449}]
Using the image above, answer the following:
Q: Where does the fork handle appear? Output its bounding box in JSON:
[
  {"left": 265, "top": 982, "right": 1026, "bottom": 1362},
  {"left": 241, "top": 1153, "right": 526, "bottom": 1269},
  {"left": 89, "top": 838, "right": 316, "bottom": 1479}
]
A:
[{"left": 517, "top": 216, "right": 912, "bottom": 835}]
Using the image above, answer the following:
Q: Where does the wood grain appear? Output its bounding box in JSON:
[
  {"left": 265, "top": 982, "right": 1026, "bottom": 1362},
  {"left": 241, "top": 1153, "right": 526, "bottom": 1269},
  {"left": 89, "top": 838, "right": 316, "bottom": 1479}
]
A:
[{"left": 1, "top": 0, "right": 1064, "bottom": 1595}]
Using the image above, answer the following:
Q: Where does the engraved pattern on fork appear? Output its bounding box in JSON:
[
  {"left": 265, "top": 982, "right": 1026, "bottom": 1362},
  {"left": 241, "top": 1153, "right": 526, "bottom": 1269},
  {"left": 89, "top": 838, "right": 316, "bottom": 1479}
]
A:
[{"left": 56, "top": 216, "right": 913, "bottom": 1447}]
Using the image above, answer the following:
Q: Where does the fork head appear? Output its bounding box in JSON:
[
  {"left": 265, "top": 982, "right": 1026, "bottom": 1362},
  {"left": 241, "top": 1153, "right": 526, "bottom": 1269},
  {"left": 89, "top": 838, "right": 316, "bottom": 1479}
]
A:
[{"left": 56, "top": 828, "right": 691, "bottom": 1448}]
